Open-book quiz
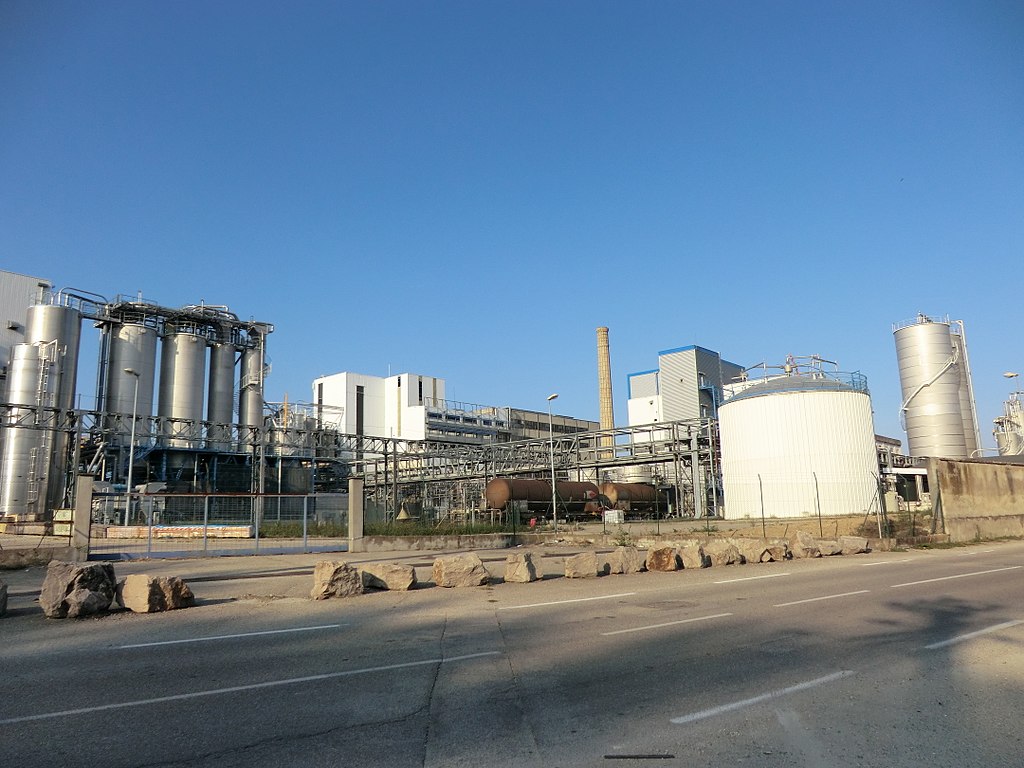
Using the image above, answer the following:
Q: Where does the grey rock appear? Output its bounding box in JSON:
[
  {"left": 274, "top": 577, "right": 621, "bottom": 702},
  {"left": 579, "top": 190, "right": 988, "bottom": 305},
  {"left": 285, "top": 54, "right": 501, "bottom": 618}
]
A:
[
  {"left": 432, "top": 553, "right": 490, "bottom": 587},
  {"left": 818, "top": 539, "right": 844, "bottom": 556},
  {"left": 839, "top": 535, "right": 870, "bottom": 554},
  {"left": 704, "top": 540, "right": 742, "bottom": 566},
  {"left": 40, "top": 561, "right": 116, "bottom": 619},
  {"left": 311, "top": 560, "right": 364, "bottom": 599},
  {"left": 607, "top": 546, "right": 644, "bottom": 575},
  {"left": 678, "top": 544, "right": 707, "bottom": 569},
  {"left": 119, "top": 574, "right": 195, "bottom": 612},
  {"left": 360, "top": 562, "right": 417, "bottom": 591},
  {"left": 504, "top": 552, "right": 541, "bottom": 583},
  {"left": 564, "top": 551, "right": 600, "bottom": 578}
]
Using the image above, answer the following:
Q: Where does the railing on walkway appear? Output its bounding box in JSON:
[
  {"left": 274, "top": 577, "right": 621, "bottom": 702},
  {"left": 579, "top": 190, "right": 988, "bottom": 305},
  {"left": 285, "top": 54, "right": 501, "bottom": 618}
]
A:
[{"left": 89, "top": 492, "right": 348, "bottom": 559}]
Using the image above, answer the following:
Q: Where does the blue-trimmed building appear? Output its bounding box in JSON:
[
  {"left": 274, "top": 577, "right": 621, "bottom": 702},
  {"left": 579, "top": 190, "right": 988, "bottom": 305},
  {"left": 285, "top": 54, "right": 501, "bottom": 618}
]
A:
[{"left": 626, "top": 345, "right": 744, "bottom": 427}]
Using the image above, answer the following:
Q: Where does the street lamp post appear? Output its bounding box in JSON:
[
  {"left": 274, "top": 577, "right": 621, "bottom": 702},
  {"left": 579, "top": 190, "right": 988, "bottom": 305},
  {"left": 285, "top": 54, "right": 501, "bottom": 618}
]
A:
[
  {"left": 123, "top": 368, "right": 141, "bottom": 527},
  {"left": 547, "top": 393, "right": 558, "bottom": 533}
]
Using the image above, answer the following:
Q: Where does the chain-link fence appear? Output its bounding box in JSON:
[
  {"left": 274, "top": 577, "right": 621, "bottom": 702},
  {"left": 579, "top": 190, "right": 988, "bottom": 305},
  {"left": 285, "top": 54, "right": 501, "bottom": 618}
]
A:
[{"left": 89, "top": 491, "right": 348, "bottom": 558}]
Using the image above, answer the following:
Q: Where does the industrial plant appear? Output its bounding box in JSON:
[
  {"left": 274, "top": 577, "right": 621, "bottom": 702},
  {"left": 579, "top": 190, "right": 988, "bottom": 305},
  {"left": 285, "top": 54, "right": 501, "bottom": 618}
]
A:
[{"left": 0, "top": 267, "right": 1021, "bottom": 548}]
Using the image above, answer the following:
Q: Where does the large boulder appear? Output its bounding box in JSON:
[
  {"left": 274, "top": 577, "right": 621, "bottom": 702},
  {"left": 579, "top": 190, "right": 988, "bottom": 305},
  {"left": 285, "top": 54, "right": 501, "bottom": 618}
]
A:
[
  {"left": 311, "top": 560, "right": 364, "bottom": 599},
  {"left": 504, "top": 552, "right": 541, "bottom": 583},
  {"left": 119, "top": 574, "right": 195, "bottom": 613},
  {"left": 432, "top": 554, "right": 490, "bottom": 587},
  {"left": 818, "top": 539, "right": 844, "bottom": 556},
  {"left": 839, "top": 535, "right": 870, "bottom": 555},
  {"left": 0, "top": 579, "right": 7, "bottom": 617},
  {"left": 40, "top": 561, "right": 117, "bottom": 618},
  {"left": 704, "top": 541, "right": 742, "bottom": 566},
  {"left": 564, "top": 551, "right": 600, "bottom": 579},
  {"left": 678, "top": 543, "right": 707, "bottom": 569},
  {"left": 607, "top": 546, "right": 645, "bottom": 575},
  {"left": 794, "top": 530, "right": 822, "bottom": 558},
  {"left": 360, "top": 562, "right": 417, "bottom": 591},
  {"left": 646, "top": 546, "right": 680, "bottom": 572}
]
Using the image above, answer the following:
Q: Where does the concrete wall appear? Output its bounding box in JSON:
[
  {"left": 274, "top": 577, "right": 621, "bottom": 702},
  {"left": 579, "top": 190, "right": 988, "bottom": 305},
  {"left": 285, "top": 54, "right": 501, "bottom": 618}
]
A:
[{"left": 930, "top": 458, "right": 1024, "bottom": 542}]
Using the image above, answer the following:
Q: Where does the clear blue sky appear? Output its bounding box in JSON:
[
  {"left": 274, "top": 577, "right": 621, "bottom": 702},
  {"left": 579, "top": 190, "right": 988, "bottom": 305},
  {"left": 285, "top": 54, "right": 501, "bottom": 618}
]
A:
[{"left": 2, "top": 1, "right": 1021, "bottom": 446}]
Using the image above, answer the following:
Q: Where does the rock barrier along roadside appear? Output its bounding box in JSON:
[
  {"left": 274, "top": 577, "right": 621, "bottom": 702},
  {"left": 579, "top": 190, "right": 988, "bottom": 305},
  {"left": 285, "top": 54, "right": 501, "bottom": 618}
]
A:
[
  {"left": 308, "top": 535, "right": 872, "bottom": 600},
  {"left": 35, "top": 561, "right": 194, "bottom": 618}
]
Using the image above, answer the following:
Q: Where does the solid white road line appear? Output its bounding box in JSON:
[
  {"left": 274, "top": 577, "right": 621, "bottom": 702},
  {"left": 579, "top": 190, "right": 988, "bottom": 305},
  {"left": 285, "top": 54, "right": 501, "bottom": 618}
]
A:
[
  {"left": 713, "top": 572, "right": 790, "bottom": 585},
  {"left": 860, "top": 559, "right": 912, "bottom": 567},
  {"left": 0, "top": 652, "right": 501, "bottom": 726},
  {"left": 119, "top": 624, "right": 345, "bottom": 649},
  {"left": 670, "top": 670, "right": 856, "bottom": 725},
  {"left": 891, "top": 565, "right": 1022, "bottom": 588},
  {"left": 601, "top": 613, "right": 733, "bottom": 636},
  {"left": 924, "top": 619, "right": 1024, "bottom": 650},
  {"left": 496, "top": 593, "right": 636, "bottom": 610},
  {"left": 773, "top": 590, "right": 869, "bottom": 608}
]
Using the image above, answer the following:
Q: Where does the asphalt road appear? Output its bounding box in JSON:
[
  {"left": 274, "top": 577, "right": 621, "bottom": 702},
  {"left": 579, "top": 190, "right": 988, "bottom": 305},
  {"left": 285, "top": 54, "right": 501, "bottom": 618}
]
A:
[{"left": 2, "top": 541, "right": 1023, "bottom": 767}]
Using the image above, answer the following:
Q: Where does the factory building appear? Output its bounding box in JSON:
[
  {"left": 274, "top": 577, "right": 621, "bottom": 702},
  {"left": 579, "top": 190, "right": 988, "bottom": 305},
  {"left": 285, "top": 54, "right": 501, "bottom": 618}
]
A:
[
  {"left": 626, "top": 345, "right": 744, "bottom": 426},
  {"left": 312, "top": 371, "right": 598, "bottom": 444}
]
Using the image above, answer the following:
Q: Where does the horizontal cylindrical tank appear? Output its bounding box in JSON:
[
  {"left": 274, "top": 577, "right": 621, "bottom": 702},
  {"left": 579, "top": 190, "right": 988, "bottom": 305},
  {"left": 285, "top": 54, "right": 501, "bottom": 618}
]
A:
[
  {"left": 718, "top": 376, "right": 878, "bottom": 520},
  {"left": 894, "top": 317, "right": 968, "bottom": 458},
  {"left": 484, "top": 478, "right": 600, "bottom": 514},
  {"left": 158, "top": 329, "right": 206, "bottom": 448},
  {"left": 599, "top": 482, "right": 662, "bottom": 509}
]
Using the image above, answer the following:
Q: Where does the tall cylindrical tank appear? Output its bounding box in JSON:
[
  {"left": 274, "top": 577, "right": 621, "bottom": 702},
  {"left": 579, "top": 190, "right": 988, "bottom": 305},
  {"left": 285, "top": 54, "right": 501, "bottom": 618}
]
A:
[
  {"left": 158, "top": 327, "right": 207, "bottom": 448},
  {"left": 950, "top": 327, "right": 980, "bottom": 456},
  {"left": 207, "top": 341, "right": 236, "bottom": 449},
  {"left": 238, "top": 339, "right": 265, "bottom": 440},
  {"left": 105, "top": 323, "right": 157, "bottom": 446},
  {"left": 0, "top": 344, "right": 55, "bottom": 517},
  {"left": 24, "top": 304, "right": 81, "bottom": 411},
  {"left": 894, "top": 316, "right": 968, "bottom": 458},
  {"left": 22, "top": 303, "right": 81, "bottom": 515},
  {"left": 718, "top": 374, "right": 879, "bottom": 520}
]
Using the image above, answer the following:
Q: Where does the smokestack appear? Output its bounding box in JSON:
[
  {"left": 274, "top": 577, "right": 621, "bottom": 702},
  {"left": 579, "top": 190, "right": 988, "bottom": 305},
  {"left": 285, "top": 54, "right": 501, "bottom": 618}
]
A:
[{"left": 596, "top": 327, "right": 615, "bottom": 434}]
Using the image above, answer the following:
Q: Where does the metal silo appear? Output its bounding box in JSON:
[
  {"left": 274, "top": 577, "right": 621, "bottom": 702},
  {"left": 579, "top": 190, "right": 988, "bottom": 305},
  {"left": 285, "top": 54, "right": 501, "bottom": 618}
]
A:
[
  {"left": 0, "top": 344, "right": 55, "bottom": 517},
  {"left": 238, "top": 335, "right": 265, "bottom": 440},
  {"left": 950, "top": 323, "right": 981, "bottom": 456},
  {"left": 105, "top": 323, "right": 157, "bottom": 445},
  {"left": 207, "top": 340, "right": 236, "bottom": 449},
  {"left": 158, "top": 325, "right": 207, "bottom": 448},
  {"left": 22, "top": 303, "right": 80, "bottom": 515},
  {"left": 25, "top": 304, "right": 81, "bottom": 411},
  {"left": 894, "top": 315, "right": 968, "bottom": 458},
  {"left": 718, "top": 366, "right": 878, "bottom": 520}
]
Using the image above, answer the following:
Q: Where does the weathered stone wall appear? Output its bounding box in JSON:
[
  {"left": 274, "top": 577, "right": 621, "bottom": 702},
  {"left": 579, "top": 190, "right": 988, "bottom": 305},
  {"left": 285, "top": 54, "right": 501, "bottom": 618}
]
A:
[{"left": 931, "top": 458, "right": 1024, "bottom": 542}]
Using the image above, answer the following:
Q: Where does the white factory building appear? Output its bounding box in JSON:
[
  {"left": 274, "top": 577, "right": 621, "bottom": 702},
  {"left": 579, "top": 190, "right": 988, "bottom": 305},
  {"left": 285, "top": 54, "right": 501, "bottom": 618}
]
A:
[
  {"left": 626, "top": 345, "right": 744, "bottom": 426},
  {"left": 312, "top": 370, "right": 598, "bottom": 444}
]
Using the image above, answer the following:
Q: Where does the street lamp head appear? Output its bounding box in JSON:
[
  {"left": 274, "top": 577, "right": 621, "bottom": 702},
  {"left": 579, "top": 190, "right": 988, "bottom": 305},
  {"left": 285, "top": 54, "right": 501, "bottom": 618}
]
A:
[
  {"left": 1004, "top": 372, "right": 1019, "bottom": 379},
  {"left": 547, "top": 393, "right": 559, "bottom": 401},
  {"left": 124, "top": 367, "right": 140, "bottom": 377}
]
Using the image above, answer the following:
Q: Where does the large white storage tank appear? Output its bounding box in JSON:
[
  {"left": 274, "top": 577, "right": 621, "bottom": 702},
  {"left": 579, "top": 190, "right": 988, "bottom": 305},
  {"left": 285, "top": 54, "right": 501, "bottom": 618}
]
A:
[{"left": 719, "top": 367, "right": 879, "bottom": 520}]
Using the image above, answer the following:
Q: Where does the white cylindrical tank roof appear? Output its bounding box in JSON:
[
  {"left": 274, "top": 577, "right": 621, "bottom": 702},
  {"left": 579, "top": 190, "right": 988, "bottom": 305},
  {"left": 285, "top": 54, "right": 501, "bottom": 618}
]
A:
[{"left": 719, "top": 376, "right": 878, "bottom": 520}]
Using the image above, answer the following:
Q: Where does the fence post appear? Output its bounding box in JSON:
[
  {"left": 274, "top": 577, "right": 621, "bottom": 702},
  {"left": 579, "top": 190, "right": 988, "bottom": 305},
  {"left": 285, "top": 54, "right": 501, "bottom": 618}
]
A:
[
  {"left": 203, "top": 495, "right": 209, "bottom": 556},
  {"left": 348, "top": 477, "right": 364, "bottom": 553},
  {"left": 303, "top": 495, "right": 309, "bottom": 551}
]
